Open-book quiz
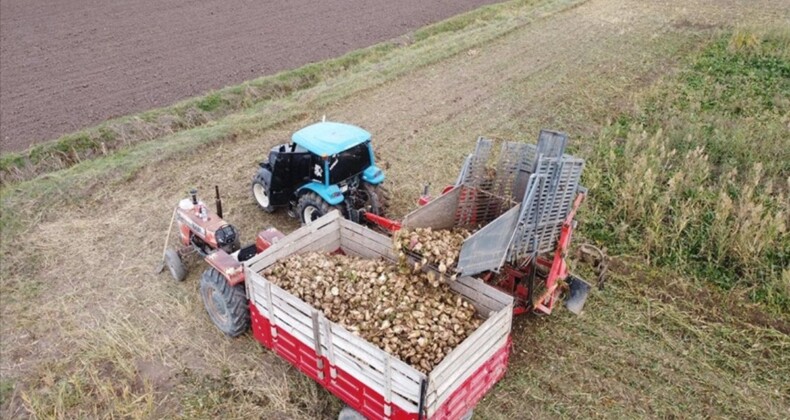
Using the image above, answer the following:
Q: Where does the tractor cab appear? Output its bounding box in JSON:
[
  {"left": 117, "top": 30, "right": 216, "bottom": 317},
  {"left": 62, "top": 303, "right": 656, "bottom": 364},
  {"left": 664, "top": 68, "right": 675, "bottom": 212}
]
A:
[{"left": 252, "top": 121, "right": 389, "bottom": 224}]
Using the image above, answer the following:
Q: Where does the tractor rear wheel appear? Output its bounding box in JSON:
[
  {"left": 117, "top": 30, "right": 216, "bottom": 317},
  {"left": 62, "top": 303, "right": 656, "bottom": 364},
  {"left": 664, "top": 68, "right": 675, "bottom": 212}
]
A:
[
  {"left": 297, "top": 192, "right": 343, "bottom": 224},
  {"left": 252, "top": 175, "right": 274, "bottom": 213},
  {"left": 165, "top": 248, "right": 186, "bottom": 281},
  {"left": 199, "top": 268, "right": 250, "bottom": 337},
  {"left": 364, "top": 183, "right": 390, "bottom": 216}
]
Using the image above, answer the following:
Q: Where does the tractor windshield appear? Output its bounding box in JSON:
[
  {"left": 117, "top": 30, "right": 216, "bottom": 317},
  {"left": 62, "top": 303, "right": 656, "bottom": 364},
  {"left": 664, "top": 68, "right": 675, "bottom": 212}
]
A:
[{"left": 327, "top": 142, "right": 372, "bottom": 184}]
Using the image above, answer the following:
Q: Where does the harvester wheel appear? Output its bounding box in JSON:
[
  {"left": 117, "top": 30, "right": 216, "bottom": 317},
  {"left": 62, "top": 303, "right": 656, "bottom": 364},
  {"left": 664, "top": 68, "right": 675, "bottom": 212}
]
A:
[
  {"left": 297, "top": 192, "right": 343, "bottom": 224},
  {"left": 337, "top": 406, "right": 365, "bottom": 420},
  {"left": 199, "top": 268, "right": 250, "bottom": 337},
  {"left": 252, "top": 175, "right": 274, "bottom": 213},
  {"left": 364, "top": 183, "right": 390, "bottom": 216},
  {"left": 165, "top": 248, "right": 187, "bottom": 281}
]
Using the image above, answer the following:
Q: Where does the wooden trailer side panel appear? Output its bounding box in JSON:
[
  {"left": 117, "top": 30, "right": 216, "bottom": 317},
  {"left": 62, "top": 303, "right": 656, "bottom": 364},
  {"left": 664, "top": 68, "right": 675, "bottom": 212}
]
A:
[
  {"left": 426, "top": 276, "right": 513, "bottom": 416},
  {"left": 246, "top": 210, "right": 343, "bottom": 274},
  {"left": 247, "top": 267, "right": 424, "bottom": 417}
]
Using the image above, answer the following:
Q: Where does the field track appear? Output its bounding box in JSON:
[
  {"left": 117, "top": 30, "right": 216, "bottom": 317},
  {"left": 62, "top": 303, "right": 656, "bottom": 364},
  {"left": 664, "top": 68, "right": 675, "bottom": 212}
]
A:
[{"left": 0, "top": 0, "right": 501, "bottom": 151}]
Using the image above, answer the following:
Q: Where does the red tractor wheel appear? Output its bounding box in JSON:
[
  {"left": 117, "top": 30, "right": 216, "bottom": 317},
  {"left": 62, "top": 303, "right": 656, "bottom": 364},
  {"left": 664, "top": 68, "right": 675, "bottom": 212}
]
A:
[{"left": 199, "top": 268, "right": 250, "bottom": 337}]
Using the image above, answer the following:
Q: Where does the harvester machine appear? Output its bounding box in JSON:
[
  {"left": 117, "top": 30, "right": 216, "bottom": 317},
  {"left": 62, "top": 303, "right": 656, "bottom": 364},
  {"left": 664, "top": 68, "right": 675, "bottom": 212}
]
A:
[{"left": 358, "top": 130, "right": 591, "bottom": 316}]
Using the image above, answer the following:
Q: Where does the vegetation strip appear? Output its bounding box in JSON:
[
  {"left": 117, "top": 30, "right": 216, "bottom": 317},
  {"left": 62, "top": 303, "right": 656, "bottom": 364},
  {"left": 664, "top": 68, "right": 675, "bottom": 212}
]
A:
[{"left": 580, "top": 30, "right": 789, "bottom": 310}]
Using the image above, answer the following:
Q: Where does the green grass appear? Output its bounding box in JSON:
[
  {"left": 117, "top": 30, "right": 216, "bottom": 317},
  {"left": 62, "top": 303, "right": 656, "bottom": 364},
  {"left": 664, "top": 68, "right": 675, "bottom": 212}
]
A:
[{"left": 580, "top": 29, "right": 790, "bottom": 311}]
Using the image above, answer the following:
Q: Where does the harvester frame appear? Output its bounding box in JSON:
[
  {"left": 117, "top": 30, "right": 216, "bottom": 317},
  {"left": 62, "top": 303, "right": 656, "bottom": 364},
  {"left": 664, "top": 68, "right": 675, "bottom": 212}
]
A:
[{"left": 355, "top": 130, "right": 591, "bottom": 316}]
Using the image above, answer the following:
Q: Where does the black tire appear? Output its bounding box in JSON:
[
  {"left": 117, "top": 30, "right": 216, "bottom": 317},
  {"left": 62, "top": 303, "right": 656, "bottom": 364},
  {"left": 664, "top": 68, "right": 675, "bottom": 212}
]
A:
[
  {"left": 337, "top": 406, "right": 365, "bottom": 420},
  {"left": 252, "top": 173, "right": 275, "bottom": 213},
  {"left": 199, "top": 268, "right": 250, "bottom": 337},
  {"left": 297, "top": 192, "right": 343, "bottom": 224},
  {"left": 363, "top": 183, "right": 390, "bottom": 216},
  {"left": 165, "top": 248, "right": 186, "bottom": 281}
]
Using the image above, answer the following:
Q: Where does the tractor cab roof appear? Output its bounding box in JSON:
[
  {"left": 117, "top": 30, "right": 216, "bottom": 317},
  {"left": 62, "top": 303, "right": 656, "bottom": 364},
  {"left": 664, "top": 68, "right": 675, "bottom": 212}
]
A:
[{"left": 291, "top": 122, "right": 371, "bottom": 156}]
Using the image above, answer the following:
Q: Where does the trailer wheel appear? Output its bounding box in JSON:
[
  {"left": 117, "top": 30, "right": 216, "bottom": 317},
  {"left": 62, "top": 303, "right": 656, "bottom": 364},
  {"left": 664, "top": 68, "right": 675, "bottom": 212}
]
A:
[
  {"left": 199, "top": 268, "right": 250, "bottom": 337},
  {"left": 297, "top": 192, "right": 343, "bottom": 224},
  {"left": 338, "top": 406, "right": 365, "bottom": 420},
  {"left": 165, "top": 248, "right": 186, "bottom": 281},
  {"left": 252, "top": 174, "right": 274, "bottom": 213},
  {"left": 461, "top": 409, "right": 474, "bottom": 420}
]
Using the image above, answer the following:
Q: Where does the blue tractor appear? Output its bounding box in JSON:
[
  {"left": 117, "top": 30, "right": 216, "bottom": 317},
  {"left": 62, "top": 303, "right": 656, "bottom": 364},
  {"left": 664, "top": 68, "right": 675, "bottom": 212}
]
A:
[{"left": 252, "top": 121, "right": 390, "bottom": 224}]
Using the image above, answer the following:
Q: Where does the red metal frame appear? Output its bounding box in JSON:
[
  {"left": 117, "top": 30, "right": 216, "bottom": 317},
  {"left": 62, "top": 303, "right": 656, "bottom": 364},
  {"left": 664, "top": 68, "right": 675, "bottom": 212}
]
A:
[
  {"left": 256, "top": 228, "right": 286, "bottom": 253},
  {"left": 249, "top": 304, "right": 510, "bottom": 420},
  {"left": 204, "top": 249, "right": 245, "bottom": 285},
  {"left": 363, "top": 212, "right": 402, "bottom": 232}
]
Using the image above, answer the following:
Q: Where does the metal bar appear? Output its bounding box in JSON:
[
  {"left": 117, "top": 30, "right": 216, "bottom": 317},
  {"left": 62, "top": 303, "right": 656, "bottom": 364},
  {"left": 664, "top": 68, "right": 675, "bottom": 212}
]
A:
[{"left": 417, "top": 377, "right": 428, "bottom": 420}]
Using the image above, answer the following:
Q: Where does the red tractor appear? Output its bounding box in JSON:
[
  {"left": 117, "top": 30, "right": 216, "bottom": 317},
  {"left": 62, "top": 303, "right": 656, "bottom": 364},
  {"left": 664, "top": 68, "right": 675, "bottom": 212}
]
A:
[{"left": 160, "top": 187, "right": 284, "bottom": 336}]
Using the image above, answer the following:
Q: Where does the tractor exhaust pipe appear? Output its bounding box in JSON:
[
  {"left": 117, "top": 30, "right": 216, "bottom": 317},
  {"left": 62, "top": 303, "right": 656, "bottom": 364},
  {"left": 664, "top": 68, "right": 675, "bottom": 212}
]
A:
[
  {"left": 190, "top": 189, "right": 198, "bottom": 205},
  {"left": 215, "top": 185, "right": 223, "bottom": 219}
]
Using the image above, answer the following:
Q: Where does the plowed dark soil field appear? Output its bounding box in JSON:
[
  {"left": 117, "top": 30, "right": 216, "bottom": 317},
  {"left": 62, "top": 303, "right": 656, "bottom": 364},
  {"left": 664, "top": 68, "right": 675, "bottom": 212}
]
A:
[{"left": 0, "top": 0, "right": 501, "bottom": 151}]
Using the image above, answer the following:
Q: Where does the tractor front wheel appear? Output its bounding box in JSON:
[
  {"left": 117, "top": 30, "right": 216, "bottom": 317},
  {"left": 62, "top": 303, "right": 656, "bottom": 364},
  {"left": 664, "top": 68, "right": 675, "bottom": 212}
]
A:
[
  {"left": 297, "top": 192, "right": 343, "bottom": 224},
  {"left": 199, "top": 268, "right": 250, "bottom": 337},
  {"left": 165, "top": 248, "right": 186, "bottom": 281}
]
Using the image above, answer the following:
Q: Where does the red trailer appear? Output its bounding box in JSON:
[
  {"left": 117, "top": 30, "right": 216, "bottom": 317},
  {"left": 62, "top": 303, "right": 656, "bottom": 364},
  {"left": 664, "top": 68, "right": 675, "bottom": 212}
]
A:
[{"left": 244, "top": 212, "right": 513, "bottom": 419}]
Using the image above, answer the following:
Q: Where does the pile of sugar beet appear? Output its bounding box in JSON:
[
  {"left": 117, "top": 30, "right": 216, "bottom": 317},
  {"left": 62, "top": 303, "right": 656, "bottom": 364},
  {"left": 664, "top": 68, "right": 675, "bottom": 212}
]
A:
[{"left": 262, "top": 227, "right": 477, "bottom": 373}]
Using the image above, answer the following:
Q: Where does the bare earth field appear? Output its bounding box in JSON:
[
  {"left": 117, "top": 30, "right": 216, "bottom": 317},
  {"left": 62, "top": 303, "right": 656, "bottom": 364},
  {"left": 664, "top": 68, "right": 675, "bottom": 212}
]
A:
[
  {"left": 1, "top": 0, "right": 789, "bottom": 418},
  {"left": 0, "top": 0, "right": 502, "bottom": 152}
]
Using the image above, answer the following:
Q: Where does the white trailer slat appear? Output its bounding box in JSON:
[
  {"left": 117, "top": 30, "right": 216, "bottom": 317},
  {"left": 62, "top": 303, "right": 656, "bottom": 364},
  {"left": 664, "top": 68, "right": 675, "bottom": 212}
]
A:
[
  {"left": 429, "top": 322, "right": 510, "bottom": 406},
  {"left": 270, "top": 296, "right": 315, "bottom": 343},
  {"left": 339, "top": 227, "right": 394, "bottom": 259},
  {"left": 449, "top": 276, "right": 512, "bottom": 315},
  {"left": 248, "top": 211, "right": 341, "bottom": 272},
  {"left": 430, "top": 304, "right": 511, "bottom": 385},
  {"left": 326, "top": 323, "right": 425, "bottom": 395},
  {"left": 338, "top": 218, "right": 396, "bottom": 257},
  {"left": 331, "top": 346, "right": 420, "bottom": 404},
  {"left": 271, "top": 283, "right": 314, "bottom": 316},
  {"left": 331, "top": 350, "right": 420, "bottom": 411},
  {"left": 427, "top": 308, "right": 510, "bottom": 384}
]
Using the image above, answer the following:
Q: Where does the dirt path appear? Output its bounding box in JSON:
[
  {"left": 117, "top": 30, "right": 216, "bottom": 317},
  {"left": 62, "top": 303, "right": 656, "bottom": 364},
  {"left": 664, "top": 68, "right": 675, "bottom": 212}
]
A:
[
  {"left": 2, "top": 0, "right": 789, "bottom": 418},
  {"left": 0, "top": 0, "right": 503, "bottom": 152}
]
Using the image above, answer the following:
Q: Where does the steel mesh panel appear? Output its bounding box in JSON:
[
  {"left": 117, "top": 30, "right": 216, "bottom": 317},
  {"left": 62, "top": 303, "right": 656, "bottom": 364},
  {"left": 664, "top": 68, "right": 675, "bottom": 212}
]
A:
[
  {"left": 507, "top": 155, "right": 584, "bottom": 262},
  {"left": 454, "top": 139, "right": 521, "bottom": 228}
]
